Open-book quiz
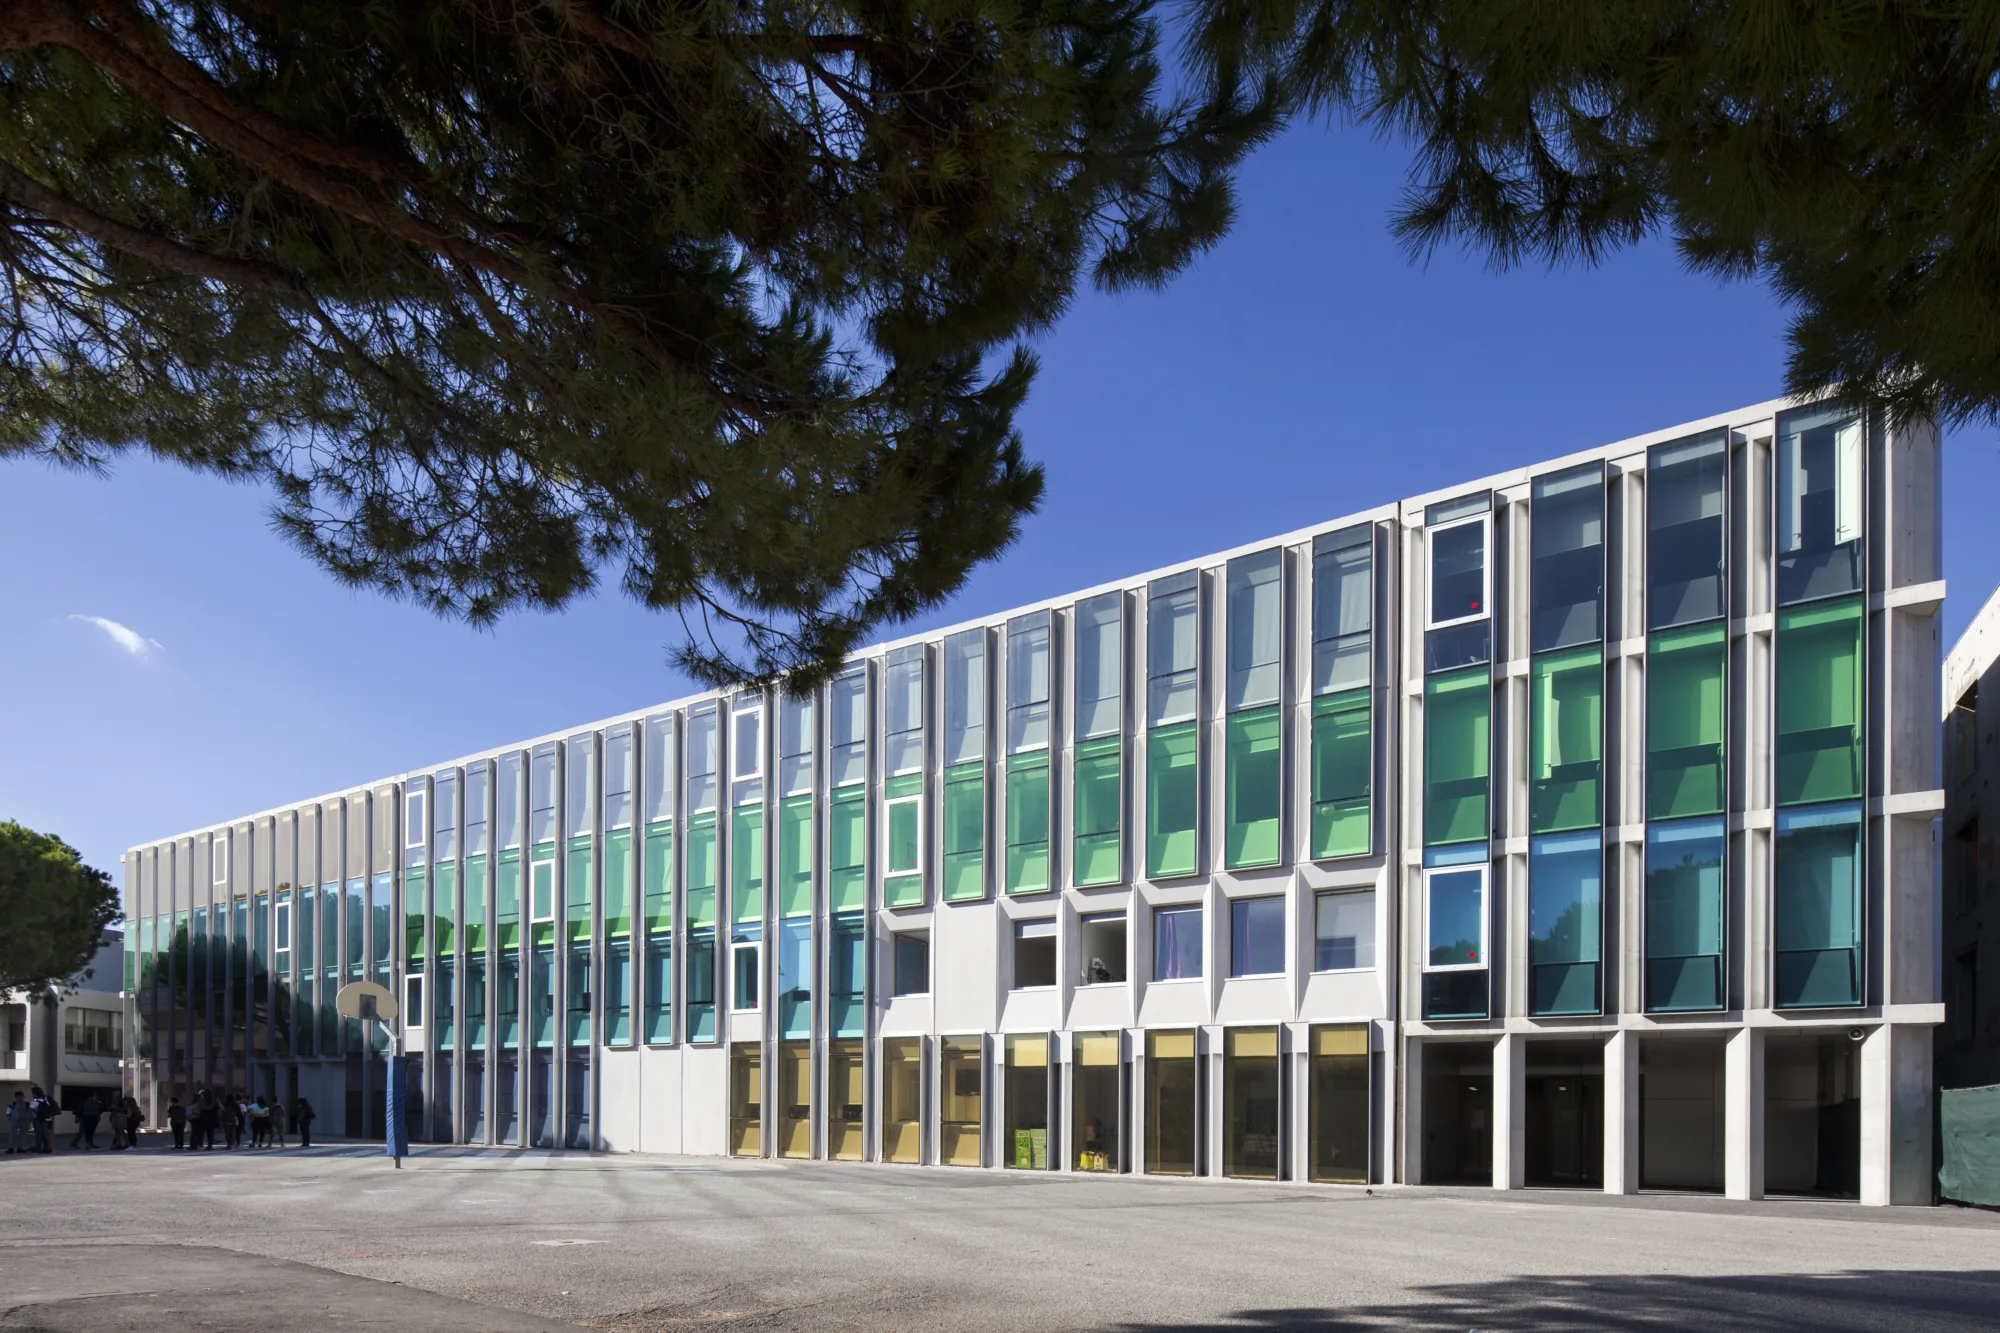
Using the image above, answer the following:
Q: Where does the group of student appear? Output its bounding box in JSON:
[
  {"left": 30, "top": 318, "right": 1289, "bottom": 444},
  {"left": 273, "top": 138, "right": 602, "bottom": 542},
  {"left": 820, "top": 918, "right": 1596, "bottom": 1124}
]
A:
[
  {"left": 1, "top": 1086, "right": 104, "bottom": 1154},
  {"left": 164, "top": 1088, "right": 317, "bottom": 1150},
  {"left": 4, "top": 1084, "right": 321, "bottom": 1154}
]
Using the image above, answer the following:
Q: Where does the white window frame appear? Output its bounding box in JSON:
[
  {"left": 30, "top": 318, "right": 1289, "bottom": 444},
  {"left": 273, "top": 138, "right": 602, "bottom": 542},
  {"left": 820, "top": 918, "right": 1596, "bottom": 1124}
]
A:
[
  {"left": 405, "top": 787, "right": 427, "bottom": 848},
  {"left": 882, "top": 788, "right": 926, "bottom": 881},
  {"left": 211, "top": 834, "right": 230, "bottom": 885},
  {"left": 1426, "top": 511, "right": 1491, "bottom": 631},
  {"left": 530, "top": 855, "right": 557, "bottom": 924},
  {"left": 731, "top": 693, "right": 765, "bottom": 783},
  {"left": 1422, "top": 863, "right": 1489, "bottom": 973}
]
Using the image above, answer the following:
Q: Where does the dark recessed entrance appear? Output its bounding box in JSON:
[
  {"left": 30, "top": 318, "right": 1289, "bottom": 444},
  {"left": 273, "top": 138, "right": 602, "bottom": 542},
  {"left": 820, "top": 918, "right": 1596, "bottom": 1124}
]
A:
[
  {"left": 1524, "top": 1040, "right": 1603, "bottom": 1188},
  {"left": 1422, "top": 1042, "right": 1493, "bottom": 1185}
]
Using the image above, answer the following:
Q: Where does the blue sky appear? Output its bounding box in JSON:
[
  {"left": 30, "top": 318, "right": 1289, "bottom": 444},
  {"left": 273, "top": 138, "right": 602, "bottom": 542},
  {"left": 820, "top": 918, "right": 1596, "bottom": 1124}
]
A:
[{"left": 4, "top": 121, "right": 1996, "bottom": 885}]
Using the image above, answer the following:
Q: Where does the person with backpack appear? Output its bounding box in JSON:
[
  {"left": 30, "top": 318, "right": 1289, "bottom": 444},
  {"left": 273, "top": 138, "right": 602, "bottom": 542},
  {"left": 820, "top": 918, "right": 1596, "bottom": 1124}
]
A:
[
  {"left": 166, "top": 1096, "right": 188, "bottom": 1150},
  {"left": 249, "top": 1095, "right": 271, "bottom": 1148},
  {"left": 28, "top": 1086, "right": 57, "bottom": 1153},
  {"left": 292, "top": 1096, "right": 316, "bottom": 1149},
  {"left": 123, "top": 1095, "right": 146, "bottom": 1149},
  {"left": 106, "top": 1096, "right": 127, "bottom": 1150}
]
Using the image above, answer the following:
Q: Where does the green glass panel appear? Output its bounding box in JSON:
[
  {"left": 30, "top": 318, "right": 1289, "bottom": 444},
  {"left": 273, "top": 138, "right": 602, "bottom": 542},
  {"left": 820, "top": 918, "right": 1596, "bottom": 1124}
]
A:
[
  {"left": 1647, "top": 621, "right": 1727, "bottom": 819},
  {"left": 685, "top": 812, "right": 717, "bottom": 928},
  {"left": 884, "top": 772, "right": 924, "bottom": 908},
  {"left": 433, "top": 861, "right": 457, "bottom": 957},
  {"left": 565, "top": 836, "right": 592, "bottom": 943},
  {"left": 464, "top": 854, "right": 488, "bottom": 953},
  {"left": 1146, "top": 721, "right": 1199, "bottom": 878},
  {"left": 731, "top": 805, "right": 764, "bottom": 923},
  {"left": 1310, "top": 689, "right": 1370, "bottom": 859},
  {"left": 942, "top": 762, "right": 985, "bottom": 902},
  {"left": 404, "top": 867, "right": 426, "bottom": 963},
  {"left": 1073, "top": 734, "right": 1122, "bottom": 887},
  {"left": 1006, "top": 749, "right": 1051, "bottom": 895},
  {"left": 1425, "top": 667, "right": 1490, "bottom": 846},
  {"left": 1224, "top": 706, "right": 1282, "bottom": 869},
  {"left": 496, "top": 849, "right": 521, "bottom": 950},
  {"left": 828, "top": 786, "right": 866, "bottom": 912},
  {"left": 779, "top": 795, "right": 813, "bottom": 918},
  {"left": 642, "top": 820, "right": 673, "bottom": 934},
  {"left": 1776, "top": 596, "right": 1865, "bottom": 806},
  {"left": 604, "top": 828, "right": 633, "bottom": 938},
  {"left": 1530, "top": 646, "right": 1603, "bottom": 833}
]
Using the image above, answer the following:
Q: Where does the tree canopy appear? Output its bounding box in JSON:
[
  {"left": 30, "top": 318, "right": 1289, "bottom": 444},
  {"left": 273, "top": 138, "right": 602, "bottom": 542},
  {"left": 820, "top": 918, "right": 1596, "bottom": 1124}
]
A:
[
  {"left": 0, "top": 821, "right": 120, "bottom": 995},
  {"left": 1189, "top": 0, "right": 2000, "bottom": 428},
  {"left": 0, "top": 0, "right": 1273, "bottom": 686}
]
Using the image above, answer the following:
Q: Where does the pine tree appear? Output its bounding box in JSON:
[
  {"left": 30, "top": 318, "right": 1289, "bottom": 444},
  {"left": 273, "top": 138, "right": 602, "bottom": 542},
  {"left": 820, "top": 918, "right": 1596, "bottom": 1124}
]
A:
[
  {"left": 0, "top": 0, "right": 1274, "bottom": 685},
  {"left": 1189, "top": 0, "right": 2000, "bottom": 427}
]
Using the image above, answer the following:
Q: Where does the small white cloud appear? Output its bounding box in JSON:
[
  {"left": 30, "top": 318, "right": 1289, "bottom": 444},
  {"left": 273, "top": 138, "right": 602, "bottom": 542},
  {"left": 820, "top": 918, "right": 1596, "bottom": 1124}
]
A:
[{"left": 69, "top": 614, "right": 164, "bottom": 660}]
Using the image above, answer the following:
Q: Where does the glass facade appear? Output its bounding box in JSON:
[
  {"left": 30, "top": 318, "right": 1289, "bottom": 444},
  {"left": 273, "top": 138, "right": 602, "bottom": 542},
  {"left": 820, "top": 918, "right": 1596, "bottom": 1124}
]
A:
[
  {"left": 942, "top": 630, "right": 988, "bottom": 902},
  {"left": 1312, "top": 530, "right": 1372, "bottom": 860},
  {"left": 1528, "top": 465, "right": 1604, "bottom": 1016},
  {"left": 1225, "top": 551, "right": 1283, "bottom": 868},
  {"left": 1146, "top": 571, "right": 1200, "bottom": 878},
  {"left": 1005, "top": 613, "right": 1052, "bottom": 894},
  {"left": 120, "top": 394, "right": 1925, "bottom": 1192},
  {"left": 1074, "top": 592, "right": 1124, "bottom": 887},
  {"left": 883, "top": 645, "right": 926, "bottom": 908}
]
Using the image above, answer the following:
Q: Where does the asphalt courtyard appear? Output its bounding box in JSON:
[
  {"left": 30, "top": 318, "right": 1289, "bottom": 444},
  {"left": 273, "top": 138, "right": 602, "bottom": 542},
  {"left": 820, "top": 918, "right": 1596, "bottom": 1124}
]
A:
[{"left": 1, "top": 1142, "right": 1996, "bottom": 1332}]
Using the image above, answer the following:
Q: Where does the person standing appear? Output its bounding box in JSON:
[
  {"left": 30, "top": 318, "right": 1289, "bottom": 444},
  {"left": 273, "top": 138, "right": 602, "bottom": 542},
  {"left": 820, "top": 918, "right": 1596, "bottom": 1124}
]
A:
[
  {"left": 271, "top": 1097, "right": 289, "bottom": 1148},
  {"left": 106, "top": 1097, "right": 127, "bottom": 1150},
  {"left": 166, "top": 1096, "right": 188, "bottom": 1150},
  {"left": 4, "top": 1091, "right": 29, "bottom": 1154},
  {"left": 193, "top": 1088, "right": 217, "bottom": 1150},
  {"left": 29, "top": 1086, "right": 57, "bottom": 1153},
  {"left": 292, "top": 1096, "right": 315, "bottom": 1149},
  {"left": 249, "top": 1096, "right": 271, "bottom": 1148},
  {"left": 70, "top": 1091, "right": 102, "bottom": 1150},
  {"left": 124, "top": 1095, "right": 146, "bottom": 1149},
  {"left": 220, "top": 1093, "right": 242, "bottom": 1150}
]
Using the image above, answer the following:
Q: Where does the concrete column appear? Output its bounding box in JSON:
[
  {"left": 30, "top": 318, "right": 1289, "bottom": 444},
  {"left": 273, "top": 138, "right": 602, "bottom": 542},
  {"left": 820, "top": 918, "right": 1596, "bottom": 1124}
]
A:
[
  {"left": 1724, "top": 1026, "right": 1764, "bottom": 1200},
  {"left": 1401, "top": 1038, "right": 1425, "bottom": 1185},
  {"left": 1492, "top": 1033, "right": 1524, "bottom": 1190},
  {"left": 1603, "top": 1030, "right": 1641, "bottom": 1194},
  {"left": 1860, "top": 1023, "right": 1935, "bottom": 1206}
]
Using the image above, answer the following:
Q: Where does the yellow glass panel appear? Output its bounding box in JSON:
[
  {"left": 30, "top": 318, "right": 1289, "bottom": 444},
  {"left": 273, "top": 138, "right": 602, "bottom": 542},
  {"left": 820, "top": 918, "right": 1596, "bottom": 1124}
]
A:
[
  {"left": 1312, "top": 1023, "right": 1368, "bottom": 1057},
  {"left": 940, "top": 1035, "right": 983, "bottom": 1166},
  {"left": 1075, "top": 1031, "right": 1120, "bottom": 1067},
  {"left": 1226, "top": 1027, "right": 1279, "bottom": 1058},
  {"left": 827, "top": 1038, "right": 866, "bottom": 1162},
  {"left": 882, "top": 1036, "right": 923, "bottom": 1164},
  {"left": 1006, "top": 1032, "right": 1049, "bottom": 1067},
  {"left": 729, "top": 1042, "right": 762, "bottom": 1157},
  {"left": 778, "top": 1041, "right": 811, "bottom": 1159},
  {"left": 1148, "top": 1030, "right": 1195, "bottom": 1060}
]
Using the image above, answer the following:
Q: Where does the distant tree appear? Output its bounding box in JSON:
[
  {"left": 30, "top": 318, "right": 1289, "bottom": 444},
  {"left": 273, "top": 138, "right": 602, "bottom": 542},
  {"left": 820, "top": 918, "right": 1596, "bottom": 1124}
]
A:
[
  {"left": 1189, "top": 0, "right": 2000, "bottom": 427},
  {"left": 0, "top": 0, "right": 1275, "bottom": 686},
  {"left": 0, "top": 821, "right": 120, "bottom": 995}
]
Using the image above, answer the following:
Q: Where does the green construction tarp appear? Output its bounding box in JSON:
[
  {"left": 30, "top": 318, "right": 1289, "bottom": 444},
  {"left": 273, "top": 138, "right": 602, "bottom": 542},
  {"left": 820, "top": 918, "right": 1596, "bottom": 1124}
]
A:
[{"left": 1938, "top": 1084, "right": 2000, "bottom": 1208}]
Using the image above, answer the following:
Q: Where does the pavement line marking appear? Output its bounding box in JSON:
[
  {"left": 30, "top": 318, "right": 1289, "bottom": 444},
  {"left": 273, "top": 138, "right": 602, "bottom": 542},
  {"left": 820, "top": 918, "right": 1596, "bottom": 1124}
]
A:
[{"left": 531, "top": 1238, "right": 606, "bottom": 1246}]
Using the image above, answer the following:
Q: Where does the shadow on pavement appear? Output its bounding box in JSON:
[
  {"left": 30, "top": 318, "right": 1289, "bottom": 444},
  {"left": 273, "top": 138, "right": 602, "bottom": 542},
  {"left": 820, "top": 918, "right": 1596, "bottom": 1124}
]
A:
[{"left": 1096, "top": 1269, "right": 2000, "bottom": 1332}]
